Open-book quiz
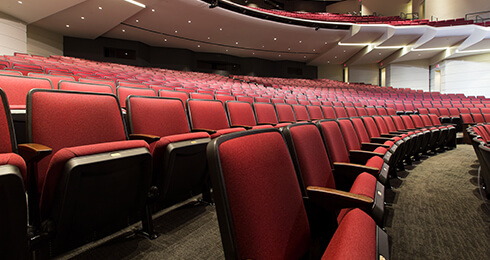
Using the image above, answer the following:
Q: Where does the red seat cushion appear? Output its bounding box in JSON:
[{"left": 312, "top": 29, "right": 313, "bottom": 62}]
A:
[
  {"left": 0, "top": 153, "right": 27, "bottom": 182},
  {"left": 323, "top": 208, "right": 376, "bottom": 259},
  {"left": 365, "top": 155, "right": 383, "bottom": 171}
]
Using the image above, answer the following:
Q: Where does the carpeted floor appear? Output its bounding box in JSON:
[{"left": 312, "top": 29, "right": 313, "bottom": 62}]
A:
[
  {"left": 58, "top": 145, "right": 490, "bottom": 259},
  {"left": 386, "top": 144, "right": 490, "bottom": 259}
]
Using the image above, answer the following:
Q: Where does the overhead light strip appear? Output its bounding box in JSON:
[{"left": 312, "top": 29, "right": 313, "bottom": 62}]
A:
[
  {"left": 124, "top": 0, "right": 146, "bottom": 8},
  {"left": 338, "top": 42, "right": 371, "bottom": 46},
  {"left": 411, "top": 47, "right": 448, "bottom": 51},
  {"left": 456, "top": 48, "right": 490, "bottom": 53}
]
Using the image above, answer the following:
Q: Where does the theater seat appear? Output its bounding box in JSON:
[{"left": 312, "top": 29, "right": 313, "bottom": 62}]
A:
[
  {"left": 281, "top": 122, "right": 385, "bottom": 225},
  {"left": 187, "top": 99, "right": 246, "bottom": 138},
  {"left": 21, "top": 89, "right": 154, "bottom": 255},
  {"left": 253, "top": 102, "right": 291, "bottom": 128},
  {"left": 317, "top": 119, "right": 389, "bottom": 185},
  {"left": 225, "top": 101, "right": 272, "bottom": 129},
  {"left": 126, "top": 96, "right": 212, "bottom": 207},
  {"left": 207, "top": 128, "right": 389, "bottom": 260},
  {"left": 0, "top": 88, "right": 28, "bottom": 260}
]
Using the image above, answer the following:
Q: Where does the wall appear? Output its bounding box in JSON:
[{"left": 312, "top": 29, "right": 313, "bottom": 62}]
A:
[
  {"left": 435, "top": 53, "right": 490, "bottom": 97},
  {"left": 325, "top": 0, "right": 360, "bottom": 14},
  {"left": 64, "top": 37, "right": 317, "bottom": 79},
  {"left": 425, "top": 0, "right": 490, "bottom": 20},
  {"left": 317, "top": 64, "right": 343, "bottom": 81},
  {"left": 27, "top": 25, "right": 63, "bottom": 57},
  {"left": 361, "top": 0, "right": 412, "bottom": 17},
  {"left": 0, "top": 12, "right": 26, "bottom": 55},
  {"left": 348, "top": 64, "right": 379, "bottom": 85},
  {"left": 386, "top": 59, "right": 430, "bottom": 91}
]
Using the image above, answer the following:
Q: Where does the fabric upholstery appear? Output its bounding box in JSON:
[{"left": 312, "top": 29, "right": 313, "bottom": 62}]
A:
[
  {"left": 0, "top": 153, "right": 27, "bottom": 182},
  {"left": 275, "top": 103, "right": 296, "bottom": 123},
  {"left": 292, "top": 105, "right": 310, "bottom": 122},
  {"left": 321, "top": 106, "right": 336, "bottom": 119},
  {"left": 116, "top": 87, "right": 156, "bottom": 109},
  {"left": 226, "top": 101, "right": 258, "bottom": 127},
  {"left": 0, "top": 75, "right": 53, "bottom": 108},
  {"left": 322, "top": 208, "right": 376, "bottom": 259},
  {"left": 319, "top": 120, "right": 350, "bottom": 163},
  {"left": 307, "top": 105, "right": 324, "bottom": 120},
  {"left": 188, "top": 100, "right": 232, "bottom": 131},
  {"left": 59, "top": 81, "right": 114, "bottom": 94},
  {"left": 254, "top": 103, "right": 280, "bottom": 125},
  {"left": 218, "top": 131, "right": 311, "bottom": 259}
]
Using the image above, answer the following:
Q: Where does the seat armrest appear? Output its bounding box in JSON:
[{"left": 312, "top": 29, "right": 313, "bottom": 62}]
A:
[
  {"left": 380, "top": 133, "right": 398, "bottom": 138},
  {"left": 349, "top": 150, "right": 384, "bottom": 164},
  {"left": 230, "top": 125, "right": 253, "bottom": 130},
  {"left": 361, "top": 142, "right": 390, "bottom": 151},
  {"left": 129, "top": 134, "right": 161, "bottom": 143},
  {"left": 257, "top": 122, "right": 276, "bottom": 126},
  {"left": 333, "top": 162, "right": 379, "bottom": 179},
  {"left": 18, "top": 143, "right": 52, "bottom": 163},
  {"left": 192, "top": 128, "right": 217, "bottom": 134},
  {"left": 370, "top": 137, "right": 394, "bottom": 143},
  {"left": 306, "top": 186, "right": 373, "bottom": 210}
]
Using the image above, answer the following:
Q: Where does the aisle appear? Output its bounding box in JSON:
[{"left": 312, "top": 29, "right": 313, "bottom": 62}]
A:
[{"left": 387, "top": 145, "right": 490, "bottom": 259}]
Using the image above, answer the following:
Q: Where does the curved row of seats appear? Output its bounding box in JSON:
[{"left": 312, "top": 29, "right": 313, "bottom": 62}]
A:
[
  {"left": 0, "top": 81, "right": 458, "bottom": 258},
  {"left": 466, "top": 124, "right": 490, "bottom": 201}
]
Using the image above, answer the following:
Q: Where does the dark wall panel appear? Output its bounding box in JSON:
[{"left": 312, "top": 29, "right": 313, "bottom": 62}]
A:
[{"left": 64, "top": 36, "right": 317, "bottom": 79}]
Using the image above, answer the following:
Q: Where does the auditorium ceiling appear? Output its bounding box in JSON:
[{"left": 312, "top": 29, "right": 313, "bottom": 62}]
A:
[{"left": 1, "top": 0, "right": 489, "bottom": 66}]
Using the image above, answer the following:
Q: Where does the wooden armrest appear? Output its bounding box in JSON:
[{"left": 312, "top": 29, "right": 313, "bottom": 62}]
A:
[
  {"left": 380, "top": 133, "right": 398, "bottom": 138},
  {"left": 129, "top": 134, "right": 161, "bottom": 143},
  {"left": 257, "top": 122, "right": 276, "bottom": 126},
  {"left": 333, "top": 162, "right": 379, "bottom": 180},
  {"left": 231, "top": 125, "right": 253, "bottom": 130},
  {"left": 370, "top": 137, "right": 394, "bottom": 143},
  {"left": 306, "top": 186, "right": 373, "bottom": 210},
  {"left": 361, "top": 142, "right": 390, "bottom": 151},
  {"left": 192, "top": 128, "right": 217, "bottom": 134},
  {"left": 18, "top": 143, "right": 52, "bottom": 163},
  {"left": 349, "top": 150, "right": 384, "bottom": 164}
]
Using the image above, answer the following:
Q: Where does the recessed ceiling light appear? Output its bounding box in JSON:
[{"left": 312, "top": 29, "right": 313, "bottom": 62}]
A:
[
  {"left": 225, "top": 49, "right": 228, "bottom": 52},
  {"left": 136, "top": 19, "right": 139, "bottom": 22},
  {"left": 325, "top": 42, "right": 328, "bottom": 44},
  {"left": 197, "top": 45, "right": 200, "bottom": 47},
  {"left": 219, "top": 28, "right": 222, "bottom": 31},
  {"left": 304, "top": 56, "right": 306, "bottom": 58},
  {"left": 252, "top": 52, "right": 255, "bottom": 55},
  {"left": 66, "top": 24, "right": 70, "bottom": 28},
  {"left": 122, "top": 29, "right": 126, "bottom": 32},
  {"left": 299, "top": 40, "right": 302, "bottom": 43},
  {"left": 313, "top": 49, "right": 316, "bottom": 51},
  {"left": 235, "top": 42, "right": 238, "bottom": 45},
  {"left": 175, "top": 30, "right": 178, "bottom": 33},
  {"left": 343, "top": 50, "right": 346, "bottom": 52},
  {"left": 288, "top": 48, "right": 290, "bottom": 50},
  {"left": 188, "top": 20, "right": 191, "bottom": 23},
  {"left": 152, "top": 9, "right": 155, "bottom": 12},
  {"left": 98, "top": 6, "right": 103, "bottom": 10},
  {"left": 334, "top": 56, "right": 337, "bottom": 59},
  {"left": 207, "top": 37, "right": 210, "bottom": 40},
  {"left": 164, "top": 39, "right": 167, "bottom": 41},
  {"left": 274, "top": 38, "right": 277, "bottom": 40},
  {"left": 262, "top": 45, "right": 265, "bottom": 48},
  {"left": 17, "top": 1, "right": 22, "bottom": 4},
  {"left": 379, "top": 53, "right": 381, "bottom": 55},
  {"left": 278, "top": 54, "right": 281, "bottom": 57},
  {"left": 327, "top": 61, "right": 330, "bottom": 63},
  {"left": 81, "top": 16, "right": 85, "bottom": 20},
  {"left": 418, "top": 54, "right": 421, "bottom": 56}
]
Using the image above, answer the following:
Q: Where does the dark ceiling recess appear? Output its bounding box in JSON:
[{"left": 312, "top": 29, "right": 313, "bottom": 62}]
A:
[{"left": 231, "top": 0, "right": 345, "bottom": 12}]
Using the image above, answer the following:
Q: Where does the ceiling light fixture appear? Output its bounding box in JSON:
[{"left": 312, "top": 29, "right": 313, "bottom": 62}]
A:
[
  {"left": 411, "top": 47, "right": 448, "bottom": 51},
  {"left": 338, "top": 42, "right": 371, "bottom": 46},
  {"left": 124, "top": 0, "right": 146, "bottom": 8},
  {"left": 455, "top": 48, "right": 490, "bottom": 53},
  {"left": 152, "top": 9, "right": 155, "bottom": 12},
  {"left": 98, "top": 7, "right": 102, "bottom": 10},
  {"left": 66, "top": 24, "right": 70, "bottom": 28},
  {"left": 17, "top": 1, "right": 22, "bottom": 4},
  {"left": 122, "top": 29, "right": 126, "bottom": 32},
  {"left": 374, "top": 45, "right": 405, "bottom": 49},
  {"left": 81, "top": 17, "right": 85, "bottom": 20}
]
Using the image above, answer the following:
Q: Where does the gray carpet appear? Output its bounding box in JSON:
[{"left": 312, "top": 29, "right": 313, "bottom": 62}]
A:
[
  {"left": 387, "top": 144, "right": 490, "bottom": 259},
  {"left": 59, "top": 200, "right": 224, "bottom": 260}
]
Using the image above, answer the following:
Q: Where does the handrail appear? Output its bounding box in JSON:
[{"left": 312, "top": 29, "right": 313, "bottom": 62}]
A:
[{"left": 465, "top": 10, "right": 490, "bottom": 22}]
